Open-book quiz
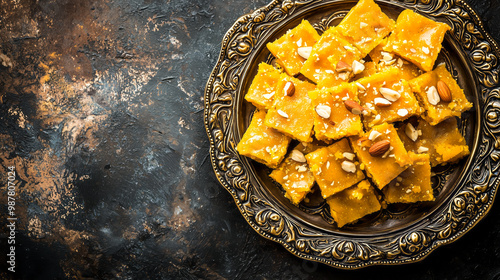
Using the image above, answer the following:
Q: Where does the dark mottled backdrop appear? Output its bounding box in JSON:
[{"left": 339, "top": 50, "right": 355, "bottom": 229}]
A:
[{"left": 0, "top": 0, "right": 499, "bottom": 279}]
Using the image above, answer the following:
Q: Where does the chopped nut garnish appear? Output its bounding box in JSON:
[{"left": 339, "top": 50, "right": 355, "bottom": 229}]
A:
[
  {"left": 336, "top": 61, "right": 352, "bottom": 73},
  {"left": 426, "top": 86, "right": 440, "bottom": 105},
  {"left": 277, "top": 109, "right": 289, "bottom": 118},
  {"left": 397, "top": 109, "right": 409, "bottom": 117},
  {"left": 344, "top": 100, "right": 365, "bottom": 115},
  {"left": 352, "top": 60, "right": 365, "bottom": 75},
  {"left": 341, "top": 161, "right": 357, "bottom": 173},
  {"left": 263, "top": 92, "right": 275, "bottom": 99},
  {"left": 379, "top": 87, "right": 401, "bottom": 102},
  {"left": 368, "top": 130, "right": 382, "bottom": 141},
  {"left": 290, "top": 150, "right": 306, "bottom": 163},
  {"left": 417, "top": 146, "right": 429, "bottom": 153},
  {"left": 315, "top": 104, "right": 331, "bottom": 119},
  {"left": 297, "top": 46, "right": 312, "bottom": 59},
  {"left": 343, "top": 152, "right": 356, "bottom": 161},
  {"left": 374, "top": 97, "right": 392, "bottom": 107},
  {"left": 283, "top": 81, "right": 295, "bottom": 97},
  {"left": 405, "top": 123, "right": 419, "bottom": 142}
]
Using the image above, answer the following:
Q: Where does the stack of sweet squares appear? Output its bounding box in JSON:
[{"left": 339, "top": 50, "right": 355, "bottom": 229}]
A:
[{"left": 236, "top": 0, "right": 472, "bottom": 228}]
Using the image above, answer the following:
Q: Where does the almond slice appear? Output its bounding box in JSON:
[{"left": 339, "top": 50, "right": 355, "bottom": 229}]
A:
[
  {"left": 290, "top": 150, "right": 306, "bottom": 163},
  {"left": 417, "top": 146, "right": 429, "bottom": 153},
  {"left": 297, "top": 46, "right": 312, "bottom": 60},
  {"left": 277, "top": 109, "right": 289, "bottom": 118},
  {"left": 397, "top": 109, "right": 409, "bottom": 117},
  {"left": 368, "top": 130, "right": 382, "bottom": 141},
  {"left": 352, "top": 60, "right": 365, "bottom": 75},
  {"left": 341, "top": 161, "right": 356, "bottom": 173},
  {"left": 355, "top": 82, "right": 366, "bottom": 92},
  {"left": 343, "top": 152, "right": 356, "bottom": 161},
  {"left": 405, "top": 123, "right": 418, "bottom": 142},
  {"left": 315, "top": 104, "right": 331, "bottom": 119},
  {"left": 344, "top": 100, "right": 365, "bottom": 115},
  {"left": 336, "top": 60, "right": 352, "bottom": 73},
  {"left": 374, "top": 97, "right": 392, "bottom": 107},
  {"left": 369, "top": 140, "right": 391, "bottom": 157},
  {"left": 437, "top": 80, "right": 452, "bottom": 102},
  {"left": 283, "top": 81, "right": 295, "bottom": 97},
  {"left": 379, "top": 87, "right": 401, "bottom": 102},
  {"left": 426, "top": 86, "right": 440, "bottom": 105}
]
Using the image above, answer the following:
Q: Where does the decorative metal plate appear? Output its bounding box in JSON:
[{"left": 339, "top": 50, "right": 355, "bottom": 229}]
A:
[{"left": 204, "top": 0, "right": 500, "bottom": 269}]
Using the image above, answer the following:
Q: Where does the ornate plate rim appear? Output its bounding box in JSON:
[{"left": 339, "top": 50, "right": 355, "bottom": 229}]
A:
[{"left": 204, "top": 0, "right": 500, "bottom": 269}]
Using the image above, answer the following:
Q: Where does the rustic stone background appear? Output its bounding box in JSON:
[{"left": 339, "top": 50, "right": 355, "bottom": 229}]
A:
[{"left": 0, "top": 0, "right": 499, "bottom": 279}]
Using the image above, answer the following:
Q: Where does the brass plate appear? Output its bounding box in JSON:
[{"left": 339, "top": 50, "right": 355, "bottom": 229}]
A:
[{"left": 204, "top": 0, "right": 500, "bottom": 269}]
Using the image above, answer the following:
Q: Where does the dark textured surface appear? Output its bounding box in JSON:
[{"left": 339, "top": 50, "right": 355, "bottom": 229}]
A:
[{"left": 0, "top": 0, "right": 499, "bottom": 279}]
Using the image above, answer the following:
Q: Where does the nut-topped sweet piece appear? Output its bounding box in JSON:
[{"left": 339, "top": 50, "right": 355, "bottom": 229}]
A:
[
  {"left": 326, "top": 180, "right": 382, "bottom": 228},
  {"left": 270, "top": 148, "right": 316, "bottom": 205},
  {"left": 236, "top": 110, "right": 291, "bottom": 168},
  {"left": 397, "top": 117, "right": 470, "bottom": 167},
  {"left": 305, "top": 138, "right": 365, "bottom": 199},
  {"left": 356, "top": 67, "right": 422, "bottom": 128},
  {"left": 265, "top": 74, "right": 316, "bottom": 142},
  {"left": 385, "top": 9, "right": 451, "bottom": 72},
  {"left": 308, "top": 83, "right": 363, "bottom": 142},
  {"left": 350, "top": 122, "right": 412, "bottom": 189},
  {"left": 267, "top": 20, "right": 321, "bottom": 76},
  {"left": 335, "top": 0, "right": 396, "bottom": 57},
  {"left": 300, "top": 27, "right": 363, "bottom": 86},
  {"left": 383, "top": 152, "right": 434, "bottom": 204},
  {"left": 409, "top": 64, "right": 472, "bottom": 125},
  {"left": 244, "top": 62, "right": 283, "bottom": 110}
]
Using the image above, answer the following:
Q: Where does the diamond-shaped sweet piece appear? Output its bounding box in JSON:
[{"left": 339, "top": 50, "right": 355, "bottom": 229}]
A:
[
  {"left": 236, "top": 110, "right": 291, "bottom": 168},
  {"left": 397, "top": 117, "right": 469, "bottom": 167},
  {"left": 265, "top": 74, "right": 316, "bottom": 142},
  {"left": 326, "top": 180, "right": 381, "bottom": 228},
  {"left": 308, "top": 83, "right": 363, "bottom": 141},
  {"left": 350, "top": 123, "right": 412, "bottom": 189},
  {"left": 336, "top": 0, "right": 396, "bottom": 56},
  {"left": 409, "top": 64, "right": 472, "bottom": 125},
  {"left": 270, "top": 148, "right": 316, "bottom": 205},
  {"left": 356, "top": 67, "right": 422, "bottom": 128},
  {"left": 300, "top": 27, "right": 363, "bottom": 85},
  {"left": 305, "top": 138, "right": 365, "bottom": 199},
  {"left": 385, "top": 9, "right": 451, "bottom": 72},
  {"left": 267, "top": 20, "right": 321, "bottom": 76},
  {"left": 244, "top": 62, "right": 282, "bottom": 110},
  {"left": 383, "top": 152, "right": 434, "bottom": 204}
]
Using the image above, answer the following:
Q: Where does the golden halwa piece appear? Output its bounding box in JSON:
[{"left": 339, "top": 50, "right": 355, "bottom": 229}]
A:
[
  {"left": 265, "top": 74, "right": 316, "bottom": 142},
  {"left": 350, "top": 123, "right": 412, "bottom": 189},
  {"left": 397, "top": 117, "right": 470, "bottom": 167},
  {"left": 326, "top": 180, "right": 381, "bottom": 228},
  {"left": 369, "top": 39, "right": 422, "bottom": 81},
  {"left": 383, "top": 152, "right": 434, "bottom": 204},
  {"left": 305, "top": 138, "right": 365, "bottom": 199},
  {"left": 308, "top": 83, "right": 363, "bottom": 141},
  {"left": 357, "top": 67, "right": 422, "bottom": 128},
  {"left": 244, "top": 63, "right": 282, "bottom": 110},
  {"left": 270, "top": 149, "right": 316, "bottom": 205},
  {"left": 236, "top": 110, "right": 291, "bottom": 168},
  {"left": 267, "top": 20, "right": 321, "bottom": 76},
  {"left": 301, "top": 27, "right": 363, "bottom": 84},
  {"left": 385, "top": 9, "right": 451, "bottom": 72},
  {"left": 336, "top": 0, "right": 396, "bottom": 56},
  {"left": 409, "top": 64, "right": 472, "bottom": 125}
]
